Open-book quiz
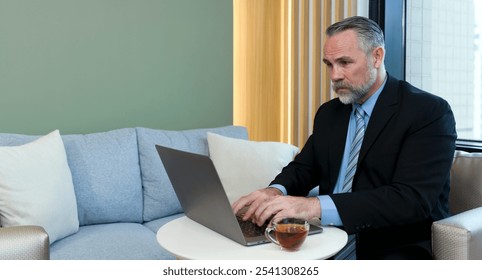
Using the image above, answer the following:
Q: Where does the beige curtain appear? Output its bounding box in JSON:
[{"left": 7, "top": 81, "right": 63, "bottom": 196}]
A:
[{"left": 234, "top": 0, "right": 359, "bottom": 147}]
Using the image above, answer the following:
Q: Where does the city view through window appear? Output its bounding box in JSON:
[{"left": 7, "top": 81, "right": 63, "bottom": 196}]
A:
[{"left": 406, "top": 0, "right": 482, "bottom": 140}]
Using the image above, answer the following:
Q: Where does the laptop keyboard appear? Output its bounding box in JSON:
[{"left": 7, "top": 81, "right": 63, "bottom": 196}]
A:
[{"left": 236, "top": 215, "right": 267, "bottom": 238}]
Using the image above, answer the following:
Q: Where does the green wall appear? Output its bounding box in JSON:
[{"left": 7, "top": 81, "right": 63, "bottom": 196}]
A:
[{"left": 0, "top": 0, "right": 233, "bottom": 134}]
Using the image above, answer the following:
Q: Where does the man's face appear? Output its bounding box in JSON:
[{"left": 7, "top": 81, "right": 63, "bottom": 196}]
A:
[{"left": 323, "top": 30, "right": 377, "bottom": 104}]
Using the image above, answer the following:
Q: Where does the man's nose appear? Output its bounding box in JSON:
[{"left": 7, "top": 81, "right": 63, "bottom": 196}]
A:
[{"left": 330, "top": 66, "right": 344, "bottom": 82}]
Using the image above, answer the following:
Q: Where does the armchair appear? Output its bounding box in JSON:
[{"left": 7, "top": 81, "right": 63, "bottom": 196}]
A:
[
  {"left": 432, "top": 150, "right": 482, "bottom": 259},
  {"left": 0, "top": 225, "right": 50, "bottom": 260}
]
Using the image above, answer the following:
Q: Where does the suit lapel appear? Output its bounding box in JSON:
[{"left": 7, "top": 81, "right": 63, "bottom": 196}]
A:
[{"left": 358, "top": 75, "right": 399, "bottom": 162}]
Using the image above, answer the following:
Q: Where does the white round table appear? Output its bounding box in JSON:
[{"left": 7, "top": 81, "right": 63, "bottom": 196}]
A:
[{"left": 157, "top": 216, "right": 348, "bottom": 260}]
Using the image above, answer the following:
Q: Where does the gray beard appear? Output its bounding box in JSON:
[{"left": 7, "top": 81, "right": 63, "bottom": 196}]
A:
[
  {"left": 333, "top": 70, "right": 377, "bottom": 105},
  {"left": 336, "top": 87, "right": 369, "bottom": 104}
]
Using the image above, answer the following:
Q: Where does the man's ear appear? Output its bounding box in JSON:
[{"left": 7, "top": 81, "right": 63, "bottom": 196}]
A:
[{"left": 372, "top": 47, "right": 385, "bottom": 68}]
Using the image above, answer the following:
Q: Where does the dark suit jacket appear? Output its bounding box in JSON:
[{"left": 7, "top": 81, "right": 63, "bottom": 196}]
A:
[{"left": 271, "top": 74, "right": 457, "bottom": 258}]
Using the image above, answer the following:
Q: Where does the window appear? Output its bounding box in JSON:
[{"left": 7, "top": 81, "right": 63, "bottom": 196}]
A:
[{"left": 405, "top": 0, "right": 482, "bottom": 141}]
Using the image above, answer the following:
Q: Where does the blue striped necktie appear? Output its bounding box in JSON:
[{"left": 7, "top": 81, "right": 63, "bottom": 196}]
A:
[{"left": 342, "top": 105, "right": 366, "bottom": 193}]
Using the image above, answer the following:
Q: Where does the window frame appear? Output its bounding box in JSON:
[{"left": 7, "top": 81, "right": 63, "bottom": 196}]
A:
[{"left": 369, "top": 0, "right": 482, "bottom": 152}]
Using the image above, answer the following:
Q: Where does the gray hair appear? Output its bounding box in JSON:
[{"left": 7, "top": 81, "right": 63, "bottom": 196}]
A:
[{"left": 326, "top": 16, "right": 385, "bottom": 53}]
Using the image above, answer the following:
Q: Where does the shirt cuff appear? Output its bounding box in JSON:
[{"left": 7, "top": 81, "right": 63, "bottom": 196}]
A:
[
  {"left": 318, "top": 195, "right": 343, "bottom": 226},
  {"left": 268, "top": 184, "right": 287, "bottom": 195}
]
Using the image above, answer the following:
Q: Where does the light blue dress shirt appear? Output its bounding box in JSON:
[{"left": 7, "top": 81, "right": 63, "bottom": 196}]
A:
[{"left": 272, "top": 78, "right": 387, "bottom": 226}]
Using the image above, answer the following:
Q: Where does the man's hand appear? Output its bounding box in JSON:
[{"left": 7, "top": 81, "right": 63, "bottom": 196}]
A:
[
  {"left": 232, "top": 188, "right": 321, "bottom": 226},
  {"left": 251, "top": 196, "right": 321, "bottom": 226},
  {"left": 232, "top": 187, "right": 282, "bottom": 222}
]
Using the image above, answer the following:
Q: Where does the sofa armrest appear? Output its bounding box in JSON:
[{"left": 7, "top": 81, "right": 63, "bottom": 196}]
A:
[
  {"left": 0, "top": 226, "right": 50, "bottom": 260},
  {"left": 432, "top": 207, "right": 482, "bottom": 260}
]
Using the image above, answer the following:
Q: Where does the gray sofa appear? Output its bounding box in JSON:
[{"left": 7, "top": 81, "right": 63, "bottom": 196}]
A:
[{"left": 0, "top": 126, "right": 248, "bottom": 259}]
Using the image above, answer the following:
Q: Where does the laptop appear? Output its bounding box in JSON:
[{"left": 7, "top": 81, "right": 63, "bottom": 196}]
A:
[{"left": 156, "top": 144, "right": 323, "bottom": 246}]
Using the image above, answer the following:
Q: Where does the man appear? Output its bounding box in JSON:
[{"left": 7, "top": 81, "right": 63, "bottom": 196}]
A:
[{"left": 232, "top": 16, "right": 457, "bottom": 259}]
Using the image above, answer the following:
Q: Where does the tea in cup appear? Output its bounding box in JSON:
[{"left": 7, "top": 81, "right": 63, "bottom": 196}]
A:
[{"left": 265, "top": 217, "right": 309, "bottom": 251}]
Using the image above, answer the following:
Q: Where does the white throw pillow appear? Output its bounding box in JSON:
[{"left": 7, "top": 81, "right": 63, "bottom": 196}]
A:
[
  {"left": 207, "top": 133, "right": 299, "bottom": 204},
  {"left": 0, "top": 130, "right": 79, "bottom": 244}
]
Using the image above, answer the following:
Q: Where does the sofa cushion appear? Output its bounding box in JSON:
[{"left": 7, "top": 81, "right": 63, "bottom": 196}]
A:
[
  {"left": 137, "top": 126, "right": 248, "bottom": 221},
  {"left": 0, "top": 128, "right": 143, "bottom": 226},
  {"left": 207, "top": 133, "right": 299, "bottom": 204},
  {"left": 62, "top": 128, "right": 143, "bottom": 225},
  {"left": 0, "top": 130, "right": 79, "bottom": 244},
  {"left": 142, "top": 213, "right": 185, "bottom": 233},
  {"left": 450, "top": 150, "right": 482, "bottom": 215},
  {"left": 50, "top": 223, "right": 174, "bottom": 260}
]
